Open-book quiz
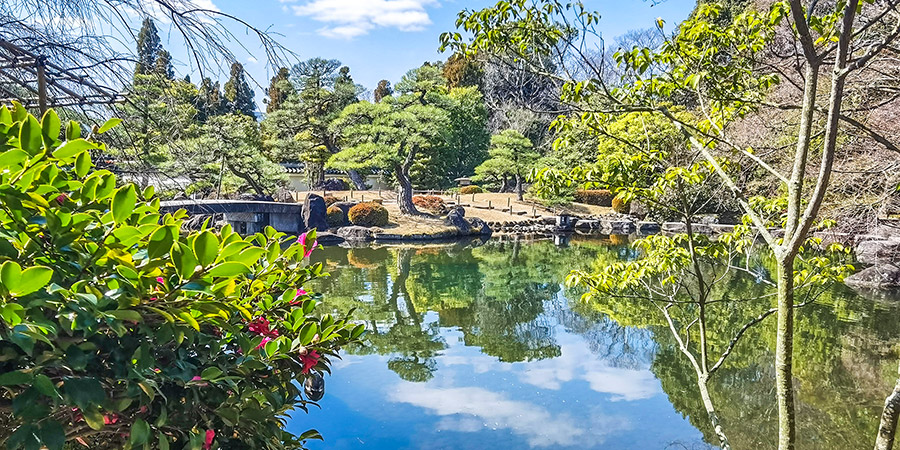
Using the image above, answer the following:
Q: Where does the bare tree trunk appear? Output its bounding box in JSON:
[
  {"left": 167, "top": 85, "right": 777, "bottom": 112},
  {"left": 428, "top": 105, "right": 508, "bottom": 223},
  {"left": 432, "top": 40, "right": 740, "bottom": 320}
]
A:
[
  {"left": 697, "top": 375, "right": 730, "bottom": 450},
  {"left": 775, "top": 258, "right": 796, "bottom": 450},
  {"left": 875, "top": 360, "right": 900, "bottom": 450},
  {"left": 395, "top": 164, "right": 419, "bottom": 215},
  {"left": 515, "top": 174, "right": 524, "bottom": 201},
  {"left": 348, "top": 170, "right": 367, "bottom": 190}
]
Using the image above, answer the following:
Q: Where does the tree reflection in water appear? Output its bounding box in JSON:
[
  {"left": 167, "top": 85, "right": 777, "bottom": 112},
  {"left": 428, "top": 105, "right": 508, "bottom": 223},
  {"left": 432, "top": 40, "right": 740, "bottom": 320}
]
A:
[{"left": 310, "top": 238, "right": 900, "bottom": 449}]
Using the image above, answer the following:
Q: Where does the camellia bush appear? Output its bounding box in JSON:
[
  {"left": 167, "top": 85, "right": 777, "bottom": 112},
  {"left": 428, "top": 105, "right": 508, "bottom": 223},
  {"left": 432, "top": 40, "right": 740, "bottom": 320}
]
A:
[{"left": 0, "top": 105, "right": 362, "bottom": 450}]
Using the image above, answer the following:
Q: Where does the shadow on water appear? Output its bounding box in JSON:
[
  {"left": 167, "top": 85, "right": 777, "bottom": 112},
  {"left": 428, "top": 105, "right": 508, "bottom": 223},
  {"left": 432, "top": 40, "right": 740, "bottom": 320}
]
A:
[{"left": 302, "top": 237, "right": 900, "bottom": 449}]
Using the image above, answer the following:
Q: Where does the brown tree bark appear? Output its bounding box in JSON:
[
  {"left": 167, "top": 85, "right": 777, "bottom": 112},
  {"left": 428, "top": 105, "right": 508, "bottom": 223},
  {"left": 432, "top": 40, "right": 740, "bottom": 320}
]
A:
[{"left": 875, "top": 361, "right": 900, "bottom": 450}]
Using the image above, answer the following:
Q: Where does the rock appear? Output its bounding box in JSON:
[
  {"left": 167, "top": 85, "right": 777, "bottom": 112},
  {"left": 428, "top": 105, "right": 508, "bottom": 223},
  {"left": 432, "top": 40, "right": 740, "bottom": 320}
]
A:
[
  {"left": 845, "top": 264, "right": 900, "bottom": 289},
  {"left": 316, "top": 232, "right": 344, "bottom": 246},
  {"left": 575, "top": 219, "right": 599, "bottom": 229},
  {"left": 337, "top": 226, "right": 374, "bottom": 242},
  {"left": 445, "top": 207, "right": 471, "bottom": 234},
  {"left": 303, "top": 194, "right": 329, "bottom": 232},
  {"left": 856, "top": 240, "right": 900, "bottom": 265},
  {"left": 469, "top": 217, "right": 492, "bottom": 236},
  {"left": 662, "top": 222, "right": 687, "bottom": 233},
  {"left": 273, "top": 188, "right": 294, "bottom": 203},
  {"left": 316, "top": 178, "right": 349, "bottom": 191},
  {"left": 238, "top": 193, "right": 274, "bottom": 202},
  {"left": 637, "top": 221, "right": 661, "bottom": 234}
]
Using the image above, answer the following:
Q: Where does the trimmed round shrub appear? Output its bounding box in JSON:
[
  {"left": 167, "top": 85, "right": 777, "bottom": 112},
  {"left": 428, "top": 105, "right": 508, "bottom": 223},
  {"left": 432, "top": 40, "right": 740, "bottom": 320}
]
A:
[
  {"left": 612, "top": 197, "right": 631, "bottom": 214},
  {"left": 412, "top": 195, "right": 446, "bottom": 213},
  {"left": 574, "top": 189, "right": 613, "bottom": 206},
  {"left": 348, "top": 202, "right": 389, "bottom": 227},
  {"left": 324, "top": 195, "right": 340, "bottom": 207},
  {"left": 326, "top": 205, "right": 346, "bottom": 227},
  {"left": 459, "top": 185, "right": 483, "bottom": 195}
]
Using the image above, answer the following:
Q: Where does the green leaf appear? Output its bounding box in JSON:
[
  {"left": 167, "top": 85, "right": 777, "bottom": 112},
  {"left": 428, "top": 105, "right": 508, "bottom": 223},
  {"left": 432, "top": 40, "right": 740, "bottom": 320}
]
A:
[
  {"left": 148, "top": 226, "right": 175, "bottom": 259},
  {"left": 193, "top": 231, "right": 219, "bottom": 267},
  {"left": 158, "top": 432, "right": 170, "bottom": 450},
  {"left": 65, "top": 120, "right": 81, "bottom": 140},
  {"left": 41, "top": 110, "right": 61, "bottom": 141},
  {"left": 106, "top": 310, "right": 142, "bottom": 322},
  {"left": 9, "top": 266, "right": 53, "bottom": 296},
  {"left": 231, "top": 247, "right": 266, "bottom": 266},
  {"left": 173, "top": 243, "right": 198, "bottom": 279},
  {"left": 38, "top": 420, "right": 65, "bottom": 450},
  {"left": 53, "top": 139, "right": 96, "bottom": 160},
  {"left": 63, "top": 378, "right": 106, "bottom": 410},
  {"left": 299, "top": 323, "right": 318, "bottom": 346},
  {"left": 1, "top": 260, "right": 22, "bottom": 291},
  {"left": 97, "top": 117, "right": 121, "bottom": 134},
  {"left": 0, "top": 149, "right": 29, "bottom": 168},
  {"left": 177, "top": 311, "right": 200, "bottom": 331},
  {"left": 208, "top": 262, "right": 250, "bottom": 277},
  {"left": 0, "top": 369, "right": 32, "bottom": 386},
  {"left": 82, "top": 408, "right": 105, "bottom": 430},
  {"left": 200, "top": 367, "right": 223, "bottom": 380},
  {"left": 20, "top": 115, "right": 42, "bottom": 155},
  {"left": 130, "top": 419, "right": 151, "bottom": 445},
  {"left": 33, "top": 374, "right": 61, "bottom": 399},
  {"left": 74, "top": 151, "right": 91, "bottom": 178},
  {"left": 112, "top": 185, "right": 137, "bottom": 224},
  {"left": 0, "top": 304, "right": 24, "bottom": 326}
]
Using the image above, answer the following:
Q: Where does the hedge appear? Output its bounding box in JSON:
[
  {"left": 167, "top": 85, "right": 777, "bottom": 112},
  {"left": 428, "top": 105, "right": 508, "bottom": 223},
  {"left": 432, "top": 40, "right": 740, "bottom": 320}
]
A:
[
  {"left": 326, "top": 205, "right": 346, "bottom": 227},
  {"left": 459, "top": 185, "right": 483, "bottom": 195},
  {"left": 612, "top": 197, "right": 631, "bottom": 214},
  {"left": 412, "top": 195, "right": 446, "bottom": 213},
  {"left": 574, "top": 189, "right": 613, "bottom": 206},
  {"left": 348, "top": 202, "right": 389, "bottom": 227}
]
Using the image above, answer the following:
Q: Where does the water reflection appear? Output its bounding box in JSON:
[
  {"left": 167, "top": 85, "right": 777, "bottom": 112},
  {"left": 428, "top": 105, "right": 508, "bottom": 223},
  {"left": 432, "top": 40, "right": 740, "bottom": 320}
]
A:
[{"left": 301, "top": 238, "right": 900, "bottom": 449}]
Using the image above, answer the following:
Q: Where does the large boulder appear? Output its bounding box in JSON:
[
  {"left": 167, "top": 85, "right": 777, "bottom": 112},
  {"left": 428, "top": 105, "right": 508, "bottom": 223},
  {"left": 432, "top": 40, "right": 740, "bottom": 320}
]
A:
[
  {"left": 844, "top": 264, "right": 900, "bottom": 289},
  {"left": 337, "top": 226, "right": 374, "bottom": 242},
  {"left": 316, "top": 232, "right": 344, "bottom": 246},
  {"left": 856, "top": 240, "right": 900, "bottom": 265},
  {"left": 316, "top": 178, "right": 349, "bottom": 191},
  {"left": 468, "top": 217, "right": 492, "bottom": 236},
  {"left": 445, "top": 207, "right": 471, "bottom": 234},
  {"left": 303, "top": 194, "right": 329, "bottom": 232}
]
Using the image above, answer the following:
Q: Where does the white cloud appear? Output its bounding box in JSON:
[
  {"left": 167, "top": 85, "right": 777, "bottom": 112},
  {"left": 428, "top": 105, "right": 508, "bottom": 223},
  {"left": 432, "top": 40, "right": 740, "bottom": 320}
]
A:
[
  {"left": 247, "top": 56, "right": 258, "bottom": 63},
  {"left": 292, "top": 0, "right": 439, "bottom": 39},
  {"left": 388, "top": 383, "right": 630, "bottom": 447}
]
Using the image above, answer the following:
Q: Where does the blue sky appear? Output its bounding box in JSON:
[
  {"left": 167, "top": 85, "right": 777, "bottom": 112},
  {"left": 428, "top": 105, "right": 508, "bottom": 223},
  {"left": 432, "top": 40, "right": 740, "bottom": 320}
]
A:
[{"left": 161, "top": 0, "right": 697, "bottom": 108}]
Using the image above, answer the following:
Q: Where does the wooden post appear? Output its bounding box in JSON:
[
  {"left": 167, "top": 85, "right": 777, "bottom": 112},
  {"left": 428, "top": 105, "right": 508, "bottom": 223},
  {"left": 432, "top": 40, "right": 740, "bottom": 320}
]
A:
[
  {"left": 488, "top": 200, "right": 492, "bottom": 209},
  {"left": 472, "top": 193, "right": 475, "bottom": 203},
  {"left": 533, "top": 206, "right": 536, "bottom": 217},
  {"left": 36, "top": 57, "right": 48, "bottom": 116}
]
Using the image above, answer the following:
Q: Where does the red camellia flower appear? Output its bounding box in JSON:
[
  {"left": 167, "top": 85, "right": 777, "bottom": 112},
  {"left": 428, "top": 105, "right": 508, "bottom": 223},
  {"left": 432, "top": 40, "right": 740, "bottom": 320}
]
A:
[
  {"left": 297, "top": 232, "right": 318, "bottom": 258},
  {"left": 248, "top": 317, "right": 279, "bottom": 338},
  {"left": 299, "top": 350, "right": 321, "bottom": 374},
  {"left": 204, "top": 429, "right": 215, "bottom": 450}
]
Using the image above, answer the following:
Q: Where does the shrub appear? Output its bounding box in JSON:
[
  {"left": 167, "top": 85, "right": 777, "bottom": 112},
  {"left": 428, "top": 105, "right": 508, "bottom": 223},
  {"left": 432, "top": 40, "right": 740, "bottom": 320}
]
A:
[
  {"left": 574, "top": 189, "right": 613, "bottom": 206},
  {"left": 327, "top": 205, "right": 346, "bottom": 227},
  {"left": 612, "top": 196, "right": 631, "bottom": 214},
  {"left": 324, "top": 195, "right": 340, "bottom": 207},
  {"left": 0, "top": 105, "right": 362, "bottom": 450},
  {"left": 348, "top": 202, "right": 389, "bottom": 227},
  {"left": 459, "top": 185, "right": 483, "bottom": 194},
  {"left": 412, "top": 195, "right": 446, "bottom": 213}
]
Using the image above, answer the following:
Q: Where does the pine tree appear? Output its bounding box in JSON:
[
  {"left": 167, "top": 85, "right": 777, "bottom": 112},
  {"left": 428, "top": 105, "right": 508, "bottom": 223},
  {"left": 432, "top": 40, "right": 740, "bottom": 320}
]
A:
[
  {"left": 374, "top": 80, "right": 393, "bottom": 103},
  {"left": 223, "top": 62, "right": 256, "bottom": 117},
  {"left": 264, "top": 67, "right": 293, "bottom": 114},
  {"left": 135, "top": 18, "right": 162, "bottom": 76},
  {"left": 154, "top": 50, "right": 174, "bottom": 79},
  {"left": 196, "top": 77, "right": 225, "bottom": 123}
]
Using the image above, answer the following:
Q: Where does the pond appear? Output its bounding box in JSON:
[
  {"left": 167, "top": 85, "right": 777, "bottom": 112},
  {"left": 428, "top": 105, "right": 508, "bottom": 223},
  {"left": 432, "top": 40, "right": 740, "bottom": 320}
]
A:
[{"left": 291, "top": 237, "right": 900, "bottom": 449}]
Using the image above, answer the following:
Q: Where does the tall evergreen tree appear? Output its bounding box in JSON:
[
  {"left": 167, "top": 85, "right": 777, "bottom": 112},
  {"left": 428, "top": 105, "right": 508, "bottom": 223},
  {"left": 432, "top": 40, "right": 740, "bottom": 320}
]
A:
[
  {"left": 134, "top": 18, "right": 162, "bottom": 76},
  {"left": 196, "top": 77, "right": 225, "bottom": 122},
  {"left": 223, "top": 62, "right": 256, "bottom": 117},
  {"left": 154, "top": 49, "right": 174, "bottom": 79},
  {"left": 265, "top": 67, "right": 293, "bottom": 114},
  {"left": 374, "top": 80, "right": 393, "bottom": 103}
]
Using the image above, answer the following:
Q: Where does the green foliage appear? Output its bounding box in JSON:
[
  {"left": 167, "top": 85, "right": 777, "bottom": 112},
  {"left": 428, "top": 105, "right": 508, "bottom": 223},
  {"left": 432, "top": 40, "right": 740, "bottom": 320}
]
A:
[
  {"left": 326, "top": 206, "right": 346, "bottom": 227},
  {"left": 348, "top": 202, "right": 389, "bottom": 227},
  {"left": 0, "top": 106, "right": 361, "bottom": 449},
  {"left": 266, "top": 67, "right": 295, "bottom": 114},
  {"left": 223, "top": 62, "right": 256, "bottom": 117},
  {"left": 135, "top": 18, "right": 162, "bottom": 76}
]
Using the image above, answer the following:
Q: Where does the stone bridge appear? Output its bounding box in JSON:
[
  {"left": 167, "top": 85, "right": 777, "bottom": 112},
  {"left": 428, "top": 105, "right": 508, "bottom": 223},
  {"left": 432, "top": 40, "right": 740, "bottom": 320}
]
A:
[{"left": 160, "top": 200, "right": 304, "bottom": 235}]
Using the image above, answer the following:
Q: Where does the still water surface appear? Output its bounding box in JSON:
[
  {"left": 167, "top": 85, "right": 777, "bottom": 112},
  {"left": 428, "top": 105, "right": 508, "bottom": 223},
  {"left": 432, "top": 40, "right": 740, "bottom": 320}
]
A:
[{"left": 290, "top": 237, "right": 900, "bottom": 449}]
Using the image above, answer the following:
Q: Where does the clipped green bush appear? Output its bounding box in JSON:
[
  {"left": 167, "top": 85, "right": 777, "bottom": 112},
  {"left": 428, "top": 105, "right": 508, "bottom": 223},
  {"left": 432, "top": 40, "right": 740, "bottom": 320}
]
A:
[
  {"left": 612, "top": 196, "right": 631, "bottom": 214},
  {"left": 348, "top": 202, "right": 389, "bottom": 227},
  {"left": 459, "top": 185, "right": 483, "bottom": 194},
  {"left": 574, "top": 189, "right": 614, "bottom": 206},
  {"left": 326, "top": 205, "right": 346, "bottom": 227},
  {"left": 0, "top": 105, "right": 362, "bottom": 450}
]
